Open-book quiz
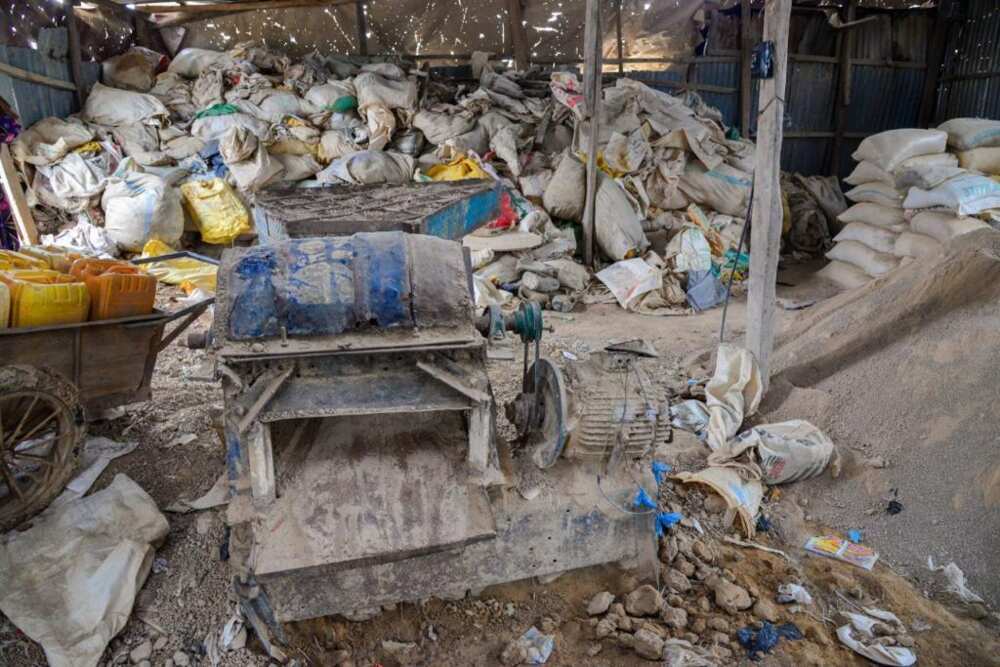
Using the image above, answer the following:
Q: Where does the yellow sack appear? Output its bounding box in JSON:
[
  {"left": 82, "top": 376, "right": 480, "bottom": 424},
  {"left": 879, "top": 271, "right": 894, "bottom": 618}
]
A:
[
  {"left": 180, "top": 178, "right": 251, "bottom": 245},
  {"left": 72, "top": 141, "right": 103, "bottom": 155},
  {"left": 426, "top": 157, "right": 489, "bottom": 181},
  {"left": 140, "top": 239, "right": 217, "bottom": 293}
]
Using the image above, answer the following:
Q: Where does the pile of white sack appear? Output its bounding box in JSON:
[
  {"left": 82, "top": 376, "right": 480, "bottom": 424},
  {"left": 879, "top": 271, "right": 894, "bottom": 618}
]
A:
[
  {"left": 11, "top": 42, "right": 762, "bottom": 312},
  {"left": 820, "top": 118, "right": 1000, "bottom": 289}
]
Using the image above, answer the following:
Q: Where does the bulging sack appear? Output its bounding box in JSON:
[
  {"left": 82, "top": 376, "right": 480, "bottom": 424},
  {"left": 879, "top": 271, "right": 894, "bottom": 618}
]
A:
[
  {"left": 893, "top": 231, "right": 942, "bottom": 259},
  {"left": 826, "top": 240, "right": 899, "bottom": 277},
  {"left": 851, "top": 129, "right": 947, "bottom": 171},
  {"left": 956, "top": 147, "right": 1000, "bottom": 174},
  {"left": 833, "top": 221, "right": 899, "bottom": 254},
  {"left": 844, "top": 182, "right": 903, "bottom": 208},
  {"left": 413, "top": 110, "right": 477, "bottom": 146},
  {"left": 102, "top": 47, "right": 166, "bottom": 92},
  {"left": 305, "top": 80, "right": 357, "bottom": 108},
  {"left": 542, "top": 151, "right": 586, "bottom": 221},
  {"left": 837, "top": 202, "right": 906, "bottom": 231},
  {"left": 816, "top": 259, "right": 871, "bottom": 289},
  {"left": 937, "top": 117, "right": 1000, "bottom": 151},
  {"left": 316, "top": 150, "right": 415, "bottom": 185},
  {"left": 354, "top": 72, "right": 418, "bottom": 112},
  {"left": 910, "top": 211, "right": 990, "bottom": 243},
  {"left": 101, "top": 172, "right": 183, "bottom": 252},
  {"left": 845, "top": 161, "right": 893, "bottom": 187},
  {"left": 677, "top": 161, "right": 752, "bottom": 217},
  {"left": 902, "top": 173, "right": 1000, "bottom": 215},
  {"left": 167, "top": 48, "right": 236, "bottom": 78},
  {"left": 83, "top": 82, "right": 168, "bottom": 127},
  {"left": 594, "top": 174, "right": 648, "bottom": 261}
]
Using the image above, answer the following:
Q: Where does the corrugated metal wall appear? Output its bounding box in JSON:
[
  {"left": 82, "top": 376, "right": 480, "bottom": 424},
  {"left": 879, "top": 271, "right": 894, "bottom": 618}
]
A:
[
  {"left": 0, "top": 28, "right": 100, "bottom": 129},
  {"left": 934, "top": 0, "right": 1000, "bottom": 122}
]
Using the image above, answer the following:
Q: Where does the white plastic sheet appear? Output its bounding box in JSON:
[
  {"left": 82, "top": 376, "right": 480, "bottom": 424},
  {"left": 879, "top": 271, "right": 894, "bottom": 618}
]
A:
[
  {"left": 704, "top": 344, "right": 763, "bottom": 451},
  {"left": 595, "top": 258, "right": 660, "bottom": 309},
  {"left": 0, "top": 475, "right": 169, "bottom": 667}
]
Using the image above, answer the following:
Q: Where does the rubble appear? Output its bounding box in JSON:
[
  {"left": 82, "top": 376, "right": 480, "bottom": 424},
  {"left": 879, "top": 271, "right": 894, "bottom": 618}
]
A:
[{"left": 625, "top": 585, "right": 663, "bottom": 617}]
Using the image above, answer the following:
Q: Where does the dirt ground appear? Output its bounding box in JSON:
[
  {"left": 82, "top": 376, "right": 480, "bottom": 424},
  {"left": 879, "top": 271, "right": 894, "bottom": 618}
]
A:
[{"left": 2, "top": 260, "right": 999, "bottom": 667}]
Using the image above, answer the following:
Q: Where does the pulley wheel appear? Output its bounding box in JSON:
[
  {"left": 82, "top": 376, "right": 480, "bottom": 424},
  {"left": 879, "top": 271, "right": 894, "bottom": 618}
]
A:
[
  {"left": 0, "top": 366, "right": 83, "bottom": 531},
  {"left": 523, "top": 358, "right": 568, "bottom": 469}
]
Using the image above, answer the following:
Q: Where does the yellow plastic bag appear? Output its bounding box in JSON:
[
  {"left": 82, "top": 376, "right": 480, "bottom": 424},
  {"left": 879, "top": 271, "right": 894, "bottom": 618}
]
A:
[
  {"left": 140, "top": 239, "right": 217, "bottom": 294},
  {"left": 180, "top": 178, "right": 251, "bottom": 245},
  {"left": 426, "top": 157, "right": 489, "bottom": 181}
]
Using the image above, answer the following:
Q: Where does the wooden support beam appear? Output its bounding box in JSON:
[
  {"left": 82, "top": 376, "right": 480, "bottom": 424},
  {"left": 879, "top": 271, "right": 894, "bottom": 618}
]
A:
[
  {"left": 745, "top": 0, "right": 792, "bottom": 390},
  {"left": 580, "top": 0, "right": 603, "bottom": 268},
  {"left": 0, "top": 145, "right": 39, "bottom": 246},
  {"left": 506, "top": 0, "right": 530, "bottom": 71},
  {"left": 917, "top": 7, "right": 951, "bottom": 127},
  {"left": 829, "top": 0, "right": 856, "bottom": 177},
  {"left": 137, "top": 0, "right": 357, "bottom": 16},
  {"left": 67, "top": 1, "right": 87, "bottom": 107},
  {"left": 739, "top": 0, "right": 753, "bottom": 138},
  {"left": 355, "top": 1, "right": 369, "bottom": 56},
  {"left": 615, "top": 0, "right": 624, "bottom": 74},
  {"left": 0, "top": 62, "right": 77, "bottom": 93}
]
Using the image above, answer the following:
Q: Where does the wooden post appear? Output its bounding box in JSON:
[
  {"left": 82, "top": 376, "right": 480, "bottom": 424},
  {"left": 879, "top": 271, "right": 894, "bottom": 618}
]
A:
[
  {"left": 745, "top": 0, "right": 792, "bottom": 389},
  {"left": 581, "top": 0, "right": 603, "bottom": 268},
  {"left": 355, "top": 1, "right": 369, "bottom": 56},
  {"left": 66, "top": 0, "right": 87, "bottom": 107},
  {"left": 739, "top": 0, "right": 753, "bottom": 138},
  {"left": 615, "top": 0, "right": 624, "bottom": 74},
  {"left": 507, "top": 0, "right": 529, "bottom": 71},
  {"left": 0, "top": 145, "right": 39, "bottom": 245},
  {"left": 918, "top": 6, "right": 951, "bottom": 127},
  {"left": 828, "top": 0, "right": 856, "bottom": 177}
]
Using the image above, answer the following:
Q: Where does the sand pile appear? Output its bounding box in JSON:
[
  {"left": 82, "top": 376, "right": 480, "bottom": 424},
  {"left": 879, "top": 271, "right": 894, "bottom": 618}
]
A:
[{"left": 763, "top": 228, "right": 1000, "bottom": 607}]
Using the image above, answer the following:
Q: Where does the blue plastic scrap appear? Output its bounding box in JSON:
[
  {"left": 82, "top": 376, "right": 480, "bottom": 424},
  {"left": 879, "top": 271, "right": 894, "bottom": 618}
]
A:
[
  {"left": 633, "top": 487, "right": 657, "bottom": 511},
  {"left": 652, "top": 460, "right": 672, "bottom": 485},
  {"left": 686, "top": 269, "right": 728, "bottom": 311},
  {"left": 655, "top": 512, "right": 683, "bottom": 538},
  {"left": 847, "top": 529, "right": 862, "bottom": 543},
  {"left": 737, "top": 622, "right": 803, "bottom": 659}
]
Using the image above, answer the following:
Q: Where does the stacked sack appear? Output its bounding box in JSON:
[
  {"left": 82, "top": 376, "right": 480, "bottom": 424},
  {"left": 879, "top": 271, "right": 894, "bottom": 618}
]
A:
[{"left": 820, "top": 118, "right": 1000, "bottom": 289}]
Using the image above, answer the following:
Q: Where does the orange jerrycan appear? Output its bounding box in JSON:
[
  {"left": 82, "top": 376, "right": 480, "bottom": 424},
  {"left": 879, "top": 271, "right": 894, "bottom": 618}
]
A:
[
  {"left": 70, "top": 258, "right": 157, "bottom": 321},
  {"left": 0, "top": 269, "right": 90, "bottom": 328}
]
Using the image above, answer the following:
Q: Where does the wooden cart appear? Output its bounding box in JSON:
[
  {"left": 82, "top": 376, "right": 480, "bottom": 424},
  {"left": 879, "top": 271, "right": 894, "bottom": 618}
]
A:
[{"left": 0, "top": 253, "right": 215, "bottom": 531}]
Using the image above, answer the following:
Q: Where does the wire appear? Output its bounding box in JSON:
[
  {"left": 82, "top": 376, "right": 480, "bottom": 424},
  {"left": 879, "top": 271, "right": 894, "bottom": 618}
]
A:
[
  {"left": 720, "top": 181, "right": 753, "bottom": 343},
  {"left": 596, "top": 474, "right": 656, "bottom": 516}
]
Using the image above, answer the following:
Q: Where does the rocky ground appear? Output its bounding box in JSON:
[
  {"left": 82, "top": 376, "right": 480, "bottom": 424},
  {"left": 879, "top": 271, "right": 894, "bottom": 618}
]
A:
[{"left": 2, "top": 280, "right": 999, "bottom": 667}]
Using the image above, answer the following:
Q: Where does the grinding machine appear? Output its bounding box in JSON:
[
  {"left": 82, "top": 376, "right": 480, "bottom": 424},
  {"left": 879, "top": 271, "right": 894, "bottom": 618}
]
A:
[{"left": 212, "top": 231, "right": 669, "bottom": 630}]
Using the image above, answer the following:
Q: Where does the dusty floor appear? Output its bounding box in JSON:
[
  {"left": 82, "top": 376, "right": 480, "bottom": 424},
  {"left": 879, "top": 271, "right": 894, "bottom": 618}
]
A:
[{"left": 2, "top": 261, "right": 999, "bottom": 666}]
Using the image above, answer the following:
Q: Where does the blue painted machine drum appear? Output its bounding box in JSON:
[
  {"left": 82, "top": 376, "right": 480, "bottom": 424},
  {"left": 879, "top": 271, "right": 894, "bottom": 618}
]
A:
[{"left": 222, "top": 232, "right": 473, "bottom": 340}]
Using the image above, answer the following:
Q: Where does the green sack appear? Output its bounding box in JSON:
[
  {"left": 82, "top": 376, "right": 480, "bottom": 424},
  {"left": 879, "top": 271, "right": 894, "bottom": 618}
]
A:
[
  {"left": 326, "top": 96, "right": 358, "bottom": 113},
  {"left": 194, "top": 103, "right": 239, "bottom": 119}
]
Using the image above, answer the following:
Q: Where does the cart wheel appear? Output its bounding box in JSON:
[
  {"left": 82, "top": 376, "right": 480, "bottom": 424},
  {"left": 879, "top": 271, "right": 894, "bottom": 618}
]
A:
[{"left": 0, "top": 366, "right": 83, "bottom": 532}]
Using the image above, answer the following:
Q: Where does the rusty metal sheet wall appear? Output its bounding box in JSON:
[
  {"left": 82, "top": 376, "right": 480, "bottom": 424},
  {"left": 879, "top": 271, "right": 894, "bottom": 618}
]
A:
[
  {"left": 934, "top": 0, "right": 1000, "bottom": 122},
  {"left": 846, "top": 65, "right": 925, "bottom": 133}
]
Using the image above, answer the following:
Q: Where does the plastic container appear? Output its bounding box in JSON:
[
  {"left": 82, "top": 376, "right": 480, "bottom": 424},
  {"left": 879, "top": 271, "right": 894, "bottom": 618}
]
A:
[
  {"left": 70, "top": 259, "right": 157, "bottom": 321},
  {"left": 17, "top": 245, "right": 85, "bottom": 273},
  {"left": 0, "top": 282, "right": 9, "bottom": 329},
  {"left": 0, "top": 270, "right": 90, "bottom": 328},
  {"left": 0, "top": 249, "right": 48, "bottom": 271},
  {"left": 180, "top": 178, "right": 251, "bottom": 244}
]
